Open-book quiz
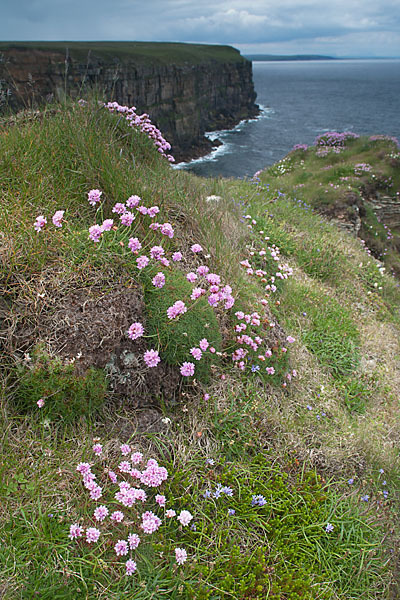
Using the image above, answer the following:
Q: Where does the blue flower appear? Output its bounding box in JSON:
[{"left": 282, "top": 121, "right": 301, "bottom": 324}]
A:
[
  {"left": 251, "top": 494, "right": 267, "bottom": 507},
  {"left": 361, "top": 494, "right": 369, "bottom": 502},
  {"left": 228, "top": 509, "right": 235, "bottom": 516},
  {"left": 325, "top": 522, "right": 334, "bottom": 533},
  {"left": 203, "top": 490, "right": 211, "bottom": 498},
  {"left": 221, "top": 486, "right": 233, "bottom": 496}
]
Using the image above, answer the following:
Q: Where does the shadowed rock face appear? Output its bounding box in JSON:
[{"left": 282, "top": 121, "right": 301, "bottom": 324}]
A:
[{"left": 0, "top": 46, "right": 258, "bottom": 160}]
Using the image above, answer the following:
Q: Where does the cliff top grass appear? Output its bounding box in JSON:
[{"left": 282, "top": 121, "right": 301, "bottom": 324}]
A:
[
  {"left": 0, "top": 41, "right": 247, "bottom": 65},
  {"left": 1, "top": 100, "right": 400, "bottom": 599}
]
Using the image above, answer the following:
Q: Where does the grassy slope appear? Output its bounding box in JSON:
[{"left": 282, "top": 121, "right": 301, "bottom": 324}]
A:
[
  {"left": 0, "top": 41, "right": 245, "bottom": 65},
  {"left": 1, "top": 103, "right": 400, "bottom": 599}
]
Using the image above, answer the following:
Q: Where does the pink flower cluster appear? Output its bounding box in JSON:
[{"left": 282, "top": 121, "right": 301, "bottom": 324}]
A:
[
  {"left": 104, "top": 101, "right": 175, "bottom": 162},
  {"left": 69, "top": 443, "right": 189, "bottom": 575}
]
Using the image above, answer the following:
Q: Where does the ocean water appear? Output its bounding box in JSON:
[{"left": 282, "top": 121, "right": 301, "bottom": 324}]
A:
[{"left": 175, "top": 59, "right": 400, "bottom": 179}]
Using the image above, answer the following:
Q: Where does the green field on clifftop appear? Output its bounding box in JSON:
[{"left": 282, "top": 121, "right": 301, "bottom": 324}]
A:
[
  {"left": 0, "top": 41, "right": 247, "bottom": 65},
  {"left": 1, "top": 101, "right": 400, "bottom": 599}
]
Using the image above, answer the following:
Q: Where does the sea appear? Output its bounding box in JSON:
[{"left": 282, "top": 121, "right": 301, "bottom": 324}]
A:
[{"left": 174, "top": 59, "right": 400, "bottom": 179}]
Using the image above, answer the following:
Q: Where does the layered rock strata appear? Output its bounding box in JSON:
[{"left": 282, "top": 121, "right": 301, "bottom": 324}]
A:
[{"left": 0, "top": 43, "right": 258, "bottom": 160}]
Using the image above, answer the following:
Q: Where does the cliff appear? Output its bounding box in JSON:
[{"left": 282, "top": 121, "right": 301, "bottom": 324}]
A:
[{"left": 0, "top": 42, "right": 258, "bottom": 160}]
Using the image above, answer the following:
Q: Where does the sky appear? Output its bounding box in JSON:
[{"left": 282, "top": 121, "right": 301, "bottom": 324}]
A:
[{"left": 2, "top": 0, "right": 400, "bottom": 58}]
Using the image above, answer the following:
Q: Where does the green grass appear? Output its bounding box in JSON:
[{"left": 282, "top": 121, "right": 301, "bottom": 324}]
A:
[{"left": 0, "top": 41, "right": 246, "bottom": 65}]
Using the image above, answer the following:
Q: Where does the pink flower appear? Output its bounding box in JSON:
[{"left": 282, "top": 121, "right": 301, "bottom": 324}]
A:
[
  {"left": 207, "top": 273, "right": 221, "bottom": 285},
  {"left": 190, "top": 348, "right": 202, "bottom": 361},
  {"left": 266, "top": 367, "right": 275, "bottom": 375},
  {"left": 141, "top": 511, "right": 162, "bottom": 534},
  {"left": 149, "top": 222, "right": 160, "bottom": 231},
  {"left": 172, "top": 252, "right": 183, "bottom": 261},
  {"left": 86, "top": 527, "right": 101, "bottom": 543},
  {"left": 114, "top": 539, "right": 129, "bottom": 556},
  {"left": 177, "top": 510, "right": 193, "bottom": 526},
  {"left": 92, "top": 443, "right": 102, "bottom": 455},
  {"left": 143, "top": 349, "right": 160, "bottom": 368},
  {"left": 159, "top": 257, "right": 170, "bottom": 267},
  {"left": 131, "top": 452, "right": 143, "bottom": 464},
  {"left": 68, "top": 523, "right": 83, "bottom": 540},
  {"left": 88, "top": 189, "right": 102, "bottom": 206},
  {"left": 125, "top": 559, "right": 137, "bottom": 575},
  {"left": 126, "top": 195, "right": 141, "bottom": 208},
  {"left": 180, "top": 362, "right": 195, "bottom": 377},
  {"left": 191, "top": 244, "right": 203, "bottom": 253},
  {"left": 127, "top": 322, "right": 144, "bottom": 340},
  {"left": 199, "top": 338, "right": 209, "bottom": 351},
  {"left": 166, "top": 509, "right": 176, "bottom": 518},
  {"left": 128, "top": 237, "right": 142, "bottom": 253},
  {"left": 175, "top": 547, "right": 187, "bottom": 565},
  {"left": 167, "top": 300, "right": 187, "bottom": 320},
  {"left": 119, "top": 461, "right": 132, "bottom": 473},
  {"left": 152, "top": 272, "right": 166, "bottom": 288},
  {"left": 112, "top": 202, "right": 126, "bottom": 215},
  {"left": 37, "top": 398, "right": 45, "bottom": 408},
  {"left": 76, "top": 462, "right": 91, "bottom": 474},
  {"left": 150, "top": 245, "right": 165, "bottom": 259},
  {"left": 191, "top": 287, "right": 205, "bottom": 300},
  {"left": 147, "top": 206, "right": 160, "bottom": 218},
  {"left": 94, "top": 505, "right": 109, "bottom": 522},
  {"left": 101, "top": 218, "right": 114, "bottom": 231},
  {"left": 52, "top": 210, "right": 65, "bottom": 227},
  {"left": 34, "top": 215, "right": 47, "bottom": 231},
  {"left": 137, "top": 205, "right": 148, "bottom": 215},
  {"left": 89, "top": 225, "right": 102, "bottom": 242},
  {"left": 136, "top": 255, "right": 149, "bottom": 269},
  {"left": 286, "top": 336, "right": 295, "bottom": 343},
  {"left": 186, "top": 272, "right": 197, "bottom": 283},
  {"left": 111, "top": 511, "right": 124, "bottom": 523},
  {"left": 160, "top": 222, "right": 174, "bottom": 238},
  {"left": 128, "top": 533, "right": 141, "bottom": 549},
  {"left": 120, "top": 444, "right": 131, "bottom": 455},
  {"left": 155, "top": 494, "right": 166, "bottom": 507},
  {"left": 89, "top": 485, "right": 102, "bottom": 500},
  {"left": 197, "top": 265, "right": 209, "bottom": 276},
  {"left": 120, "top": 211, "right": 135, "bottom": 226}
]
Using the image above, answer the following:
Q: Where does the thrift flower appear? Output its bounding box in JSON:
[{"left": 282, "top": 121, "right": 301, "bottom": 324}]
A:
[
  {"left": 89, "top": 225, "right": 102, "bottom": 242},
  {"left": 111, "top": 511, "right": 124, "bottom": 523},
  {"left": 128, "top": 237, "right": 142, "bottom": 253},
  {"left": 127, "top": 322, "right": 144, "bottom": 340},
  {"left": 141, "top": 511, "right": 162, "bottom": 534},
  {"left": 150, "top": 245, "right": 164, "bottom": 259},
  {"left": 172, "top": 251, "right": 183, "bottom": 261},
  {"left": 175, "top": 547, "right": 187, "bottom": 565},
  {"left": 191, "top": 244, "right": 203, "bottom": 253},
  {"left": 128, "top": 533, "right": 141, "bottom": 549},
  {"left": 101, "top": 218, "right": 114, "bottom": 231},
  {"left": 166, "top": 509, "right": 176, "bottom": 518},
  {"left": 126, "top": 195, "right": 141, "bottom": 208},
  {"left": 152, "top": 272, "right": 166, "bottom": 288},
  {"left": 92, "top": 443, "right": 102, "bottom": 455},
  {"left": 125, "top": 559, "right": 137, "bottom": 575},
  {"left": 37, "top": 398, "right": 45, "bottom": 408},
  {"left": 190, "top": 348, "right": 202, "bottom": 361},
  {"left": 120, "top": 211, "right": 135, "bottom": 226},
  {"left": 143, "top": 349, "right": 160, "bottom": 368},
  {"left": 155, "top": 494, "right": 166, "bottom": 507},
  {"left": 86, "top": 527, "right": 101, "bottom": 543},
  {"left": 160, "top": 222, "right": 174, "bottom": 238},
  {"left": 34, "top": 216, "right": 47, "bottom": 231},
  {"left": 88, "top": 189, "right": 102, "bottom": 206},
  {"left": 120, "top": 444, "right": 131, "bottom": 455},
  {"left": 136, "top": 255, "right": 149, "bottom": 270},
  {"left": 177, "top": 510, "right": 193, "bottom": 526},
  {"left": 68, "top": 523, "right": 83, "bottom": 539},
  {"left": 114, "top": 540, "right": 129, "bottom": 556},
  {"left": 180, "top": 362, "right": 195, "bottom": 377},
  {"left": 167, "top": 300, "right": 187, "bottom": 319},
  {"left": 186, "top": 272, "right": 198, "bottom": 283},
  {"left": 52, "top": 210, "right": 65, "bottom": 228},
  {"left": 94, "top": 505, "right": 109, "bottom": 522},
  {"left": 131, "top": 452, "right": 143, "bottom": 464},
  {"left": 112, "top": 202, "right": 126, "bottom": 215}
]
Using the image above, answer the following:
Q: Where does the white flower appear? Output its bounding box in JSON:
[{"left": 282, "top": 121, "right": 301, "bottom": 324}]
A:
[{"left": 177, "top": 510, "right": 193, "bottom": 526}]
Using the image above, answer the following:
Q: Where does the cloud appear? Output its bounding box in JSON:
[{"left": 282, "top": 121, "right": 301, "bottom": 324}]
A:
[{"left": 1, "top": 0, "right": 399, "bottom": 56}]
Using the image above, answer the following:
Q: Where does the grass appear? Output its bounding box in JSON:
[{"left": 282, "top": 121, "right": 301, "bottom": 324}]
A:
[
  {"left": 0, "top": 42, "right": 246, "bottom": 66},
  {"left": 1, "top": 99, "right": 400, "bottom": 599}
]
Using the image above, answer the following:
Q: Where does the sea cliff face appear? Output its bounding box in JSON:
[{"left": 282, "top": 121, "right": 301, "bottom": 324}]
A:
[{"left": 0, "top": 43, "right": 258, "bottom": 160}]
